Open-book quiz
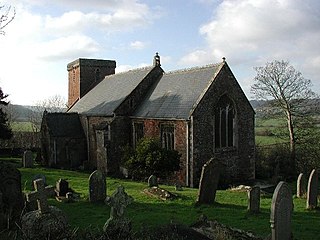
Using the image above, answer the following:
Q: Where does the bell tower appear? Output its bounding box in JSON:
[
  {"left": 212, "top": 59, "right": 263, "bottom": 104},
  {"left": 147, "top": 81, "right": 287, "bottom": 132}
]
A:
[{"left": 67, "top": 58, "right": 116, "bottom": 108}]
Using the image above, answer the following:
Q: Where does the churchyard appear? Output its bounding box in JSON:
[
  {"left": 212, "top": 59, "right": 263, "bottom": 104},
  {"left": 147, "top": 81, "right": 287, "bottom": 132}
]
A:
[{"left": 0, "top": 157, "right": 319, "bottom": 239}]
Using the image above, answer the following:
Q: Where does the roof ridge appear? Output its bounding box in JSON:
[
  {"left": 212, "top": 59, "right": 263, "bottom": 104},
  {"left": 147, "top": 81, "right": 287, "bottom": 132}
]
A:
[
  {"left": 112, "top": 65, "right": 154, "bottom": 76},
  {"left": 165, "top": 62, "right": 223, "bottom": 74}
]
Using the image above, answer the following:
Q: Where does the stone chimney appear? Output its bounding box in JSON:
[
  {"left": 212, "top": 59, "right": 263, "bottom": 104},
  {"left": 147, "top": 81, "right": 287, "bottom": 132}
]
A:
[
  {"left": 67, "top": 58, "right": 116, "bottom": 108},
  {"left": 153, "top": 52, "right": 161, "bottom": 67}
]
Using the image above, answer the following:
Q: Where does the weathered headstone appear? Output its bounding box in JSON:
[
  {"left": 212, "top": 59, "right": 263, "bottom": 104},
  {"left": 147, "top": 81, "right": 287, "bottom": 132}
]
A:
[
  {"left": 22, "top": 178, "right": 68, "bottom": 239},
  {"left": 306, "top": 169, "right": 318, "bottom": 209},
  {"left": 247, "top": 186, "right": 260, "bottom": 213},
  {"left": 0, "top": 162, "right": 24, "bottom": 230},
  {"left": 296, "top": 173, "right": 306, "bottom": 198},
  {"left": 31, "top": 174, "right": 46, "bottom": 190},
  {"left": 23, "top": 150, "right": 33, "bottom": 168},
  {"left": 55, "top": 179, "right": 69, "bottom": 197},
  {"left": 89, "top": 170, "right": 106, "bottom": 203},
  {"left": 148, "top": 175, "right": 158, "bottom": 187},
  {"left": 103, "top": 185, "right": 133, "bottom": 237},
  {"left": 26, "top": 179, "right": 55, "bottom": 214},
  {"left": 196, "top": 158, "right": 221, "bottom": 205},
  {"left": 270, "top": 181, "right": 293, "bottom": 240}
]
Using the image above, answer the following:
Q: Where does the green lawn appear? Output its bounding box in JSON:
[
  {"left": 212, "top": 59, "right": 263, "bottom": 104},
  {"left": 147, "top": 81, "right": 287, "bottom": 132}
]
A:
[{"left": 10, "top": 160, "right": 318, "bottom": 239}]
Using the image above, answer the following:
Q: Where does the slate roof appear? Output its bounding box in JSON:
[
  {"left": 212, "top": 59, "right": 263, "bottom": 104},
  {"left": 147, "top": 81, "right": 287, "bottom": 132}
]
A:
[
  {"left": 69, "top": 66, "right": 155, "bottom": 116},
  {"left": 44, "top": 112, "right": 84, "bottom": 138},
  {"left": 133, "top": 62, "right": 224, "bottom": 119}
]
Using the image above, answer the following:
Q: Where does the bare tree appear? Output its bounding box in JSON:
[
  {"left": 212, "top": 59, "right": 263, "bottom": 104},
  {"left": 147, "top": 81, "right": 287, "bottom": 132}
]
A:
[
  {"left": 29, "top": 95, "right": 67, "bottom": 132},
  {"left": 0, "top": 4, "right": 15, "bottom": 35},
  {"left": 251, "top": 60, "right": 316, "bottom": 174}
]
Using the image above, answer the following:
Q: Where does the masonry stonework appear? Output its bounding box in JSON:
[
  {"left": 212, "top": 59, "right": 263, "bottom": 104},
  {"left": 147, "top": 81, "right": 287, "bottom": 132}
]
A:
[
  {"left": 67, "top": 59, "right": 116, "bottom": 108},
  {"left": 191, "top": 64, "right": 255, "bottom": 187}
]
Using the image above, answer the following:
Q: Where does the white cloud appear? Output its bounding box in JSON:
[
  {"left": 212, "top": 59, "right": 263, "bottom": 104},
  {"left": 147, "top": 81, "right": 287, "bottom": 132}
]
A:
[
  {"left": 37, "top": 35, "right": 100, "bottom": 61},
  {"left": 180, "top": 0, "right": 320, "bottom": 95},
  {"left": 130, "top": 41, "right": 147, "bottom": 50}
]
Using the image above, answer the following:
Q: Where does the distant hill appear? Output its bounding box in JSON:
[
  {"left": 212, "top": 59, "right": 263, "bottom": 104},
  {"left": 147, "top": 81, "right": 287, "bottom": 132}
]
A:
[
  {"left": 3, "top": 104, "right": 66, "bottom": 122},
  {"left": 4, "top": 100, "right": 319, "bottom": 122}
]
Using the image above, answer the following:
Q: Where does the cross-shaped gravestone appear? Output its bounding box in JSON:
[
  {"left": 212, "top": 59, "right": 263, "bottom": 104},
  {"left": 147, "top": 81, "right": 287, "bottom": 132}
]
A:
[
  {"left": 105, "top": 185, "right": 133, "bottom": 220},
  {"left": 103, "top": 186, "right": 133, "bottom": 236},
  {"left": 26, "top": 179, "right": 55, "bottom": 214}
]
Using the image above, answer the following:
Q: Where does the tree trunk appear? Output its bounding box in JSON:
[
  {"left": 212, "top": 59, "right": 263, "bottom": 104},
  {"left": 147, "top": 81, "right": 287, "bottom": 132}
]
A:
[{"left": 286, "top": 111, "right": 296, "bottom": 175}]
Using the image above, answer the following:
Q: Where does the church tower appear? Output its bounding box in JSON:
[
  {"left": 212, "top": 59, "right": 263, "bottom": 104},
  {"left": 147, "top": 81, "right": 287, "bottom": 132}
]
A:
[{"left": 67, "top": 58, "right": 116, "bottom": 108}]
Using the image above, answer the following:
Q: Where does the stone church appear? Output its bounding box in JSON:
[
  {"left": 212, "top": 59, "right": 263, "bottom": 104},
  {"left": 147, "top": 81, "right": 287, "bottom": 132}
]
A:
[{"left": 41, "top": 53, "right": 255, "bottom": 187}]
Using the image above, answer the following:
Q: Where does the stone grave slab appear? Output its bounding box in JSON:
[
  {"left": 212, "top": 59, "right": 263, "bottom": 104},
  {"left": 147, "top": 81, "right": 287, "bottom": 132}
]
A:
[
  {"left": 196, "top": 158, "right": 221, "bottom": 205},
  {"left": 89, "top": 170, "right": 106, "bottom": 203},
  {"left": 247, "top": 186, "right": 260, "bottom": 213},
  {"left": 22, "top": 150, "right": 33, "bottom": 168},
  {"left": 270, "top": 181, "right": 293, "bottom": 240},
  {"left": 306, "top": 169, "right": 318, "bottom": 209},
  {"left": 0, "top": 162, "right": 24, "bottom": 230},
  {"left": 296, "top": 173, "right": 306, "bottom": 198}
]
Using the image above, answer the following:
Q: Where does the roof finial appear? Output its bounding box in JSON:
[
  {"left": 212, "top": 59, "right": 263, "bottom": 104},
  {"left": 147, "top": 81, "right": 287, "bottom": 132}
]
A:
[
  {"left": 222, "top": 57, "right": 226, "bottom": 62},
  {"left": 153, "top": 52, "right": 161, "bottom": 67}
]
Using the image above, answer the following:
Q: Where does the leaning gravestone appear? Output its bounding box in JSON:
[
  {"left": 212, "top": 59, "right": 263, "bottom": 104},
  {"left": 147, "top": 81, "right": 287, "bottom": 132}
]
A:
[
  {"left": 148, "top": 175, "right": 158, "bottom": 187},
  {"left": 22, "top": 179, "right": 68, "bottom": 240},
  {"left": 89, "top": 170, "right": 106, "bottom": 203},
  {"left": 270, "top": 181, "right": 293, "bottom": 240},
  {"left": 103, "top": 185, "right": 133, "bottom": 238},
  {"left": 306, "top": 169, "right": 318, "bottom": 209},
  {"left": 0, "top": 162, "right": 24, "bottom": 230},
  {"left": 196, "top": 158, "right": 221, "bottom": 205},
  {"left": 23, "top": 150, "right": 33, "bottom": 168},
  {"left": 247, "top": 186, "right": 260, "bottom": 213}
]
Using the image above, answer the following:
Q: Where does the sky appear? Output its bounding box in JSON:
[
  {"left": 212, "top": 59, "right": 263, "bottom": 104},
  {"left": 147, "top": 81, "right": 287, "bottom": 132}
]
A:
[{"left": 0, "top": 0, "right": 319, "bottom": 106}]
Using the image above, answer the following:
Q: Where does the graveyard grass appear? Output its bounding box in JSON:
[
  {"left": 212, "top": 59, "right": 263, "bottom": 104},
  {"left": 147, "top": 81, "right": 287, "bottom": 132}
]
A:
[{"left": 13, "top": 161, "right": 319, "bottom": 239}]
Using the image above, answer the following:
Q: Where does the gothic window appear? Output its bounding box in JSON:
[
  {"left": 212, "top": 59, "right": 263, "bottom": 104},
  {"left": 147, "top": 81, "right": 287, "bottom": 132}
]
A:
[
  {"left": 161, "top": 124, "right": 175, "bottom": 150},
  {"left": 215, "top": 95, "right": 235, "bottom": 148},
  {"left": 133, "top": 122, "right": 144, "bottom": 147}
]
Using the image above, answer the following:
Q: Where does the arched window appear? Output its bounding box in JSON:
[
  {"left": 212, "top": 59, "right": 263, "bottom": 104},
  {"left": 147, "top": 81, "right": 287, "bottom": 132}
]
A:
[{"left": 215, "top": 95, "right": 235, "bottom": 148}]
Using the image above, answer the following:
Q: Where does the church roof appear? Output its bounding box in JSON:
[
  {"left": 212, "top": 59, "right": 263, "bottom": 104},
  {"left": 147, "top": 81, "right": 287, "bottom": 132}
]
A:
[
  {"left": 43, "top": 112, "right": 84, "bottom": 138},
  {"left": 69, "top": 66, "right": 155, "bottom": 116},
  {"left": 68, "top": 59, "right": 226, "bottom": 119},
  {"left": 133, "top": 62, "right": 224, "bottom": 119}
]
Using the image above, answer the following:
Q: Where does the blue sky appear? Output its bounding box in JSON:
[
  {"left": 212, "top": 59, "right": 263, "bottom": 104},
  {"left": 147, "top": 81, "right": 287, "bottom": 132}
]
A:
[{"left": 0, "top": 0, "right": 319, "bottom": 105}]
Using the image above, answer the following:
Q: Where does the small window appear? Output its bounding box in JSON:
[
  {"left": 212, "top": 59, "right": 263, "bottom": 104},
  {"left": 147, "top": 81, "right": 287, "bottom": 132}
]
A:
[
  {"left": 95, "top": 68, "right": 100, "bottom": 82},
  {"left": 215, "top": 95, "right": 235, "bottom": 148},
  {"left": 133, "top": 122, "right": 144, "bottom": 147},
  {"left": 161, "top": 124, "right": 175, "bottom": 150}
]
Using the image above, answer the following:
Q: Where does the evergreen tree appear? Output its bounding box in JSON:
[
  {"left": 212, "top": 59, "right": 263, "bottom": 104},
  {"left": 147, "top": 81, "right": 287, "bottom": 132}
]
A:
[{"left": 0, "top": 88, "right": 12, "bottom": 139}]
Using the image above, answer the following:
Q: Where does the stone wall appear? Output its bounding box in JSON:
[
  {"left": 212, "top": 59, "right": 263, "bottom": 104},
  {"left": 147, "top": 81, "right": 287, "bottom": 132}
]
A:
[
  {"left": 134, "top": 118, "right": 188, "bottom": 184},
  {"left": 67, "top": 59, "right": 116, "bottom": 108},
  {"left": 191, "top": 64, "right": 255, "bottom": 187}
]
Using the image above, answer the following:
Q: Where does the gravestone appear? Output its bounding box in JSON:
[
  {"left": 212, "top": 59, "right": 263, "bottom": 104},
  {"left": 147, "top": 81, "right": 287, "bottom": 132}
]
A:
[
  {"left": 103, "top": 185, "right": 133, "bottom": 238},
  {"left": 23, "top": 150, "right": 33, "bottom": 168},
  {"left": 148, "top": 175, "right": 158, "bottom": 187},
  {"left": 26, "top": 179, "right": 55, "bottom": 214},
  {"left": 270, "top": 181, "right": 293, "bottom": 240},
  {"left": 55, "top": 179, "right": 69, "bottom": 197},
  {"left": 0, "top": 162, "right": 24, "bottom": 230},
  {"left": 89, "top": 170, "right": 106, "bottom": 203},
  {"left": 306, "top": 169, "right": 318, "bottom": 209},
  {"left": 296, "top": 173, "right": 306, "bottom": 198},
  {"left": 196, "top": 158, "right": 221, "bottom": 205},
  {"left": 31, "top": 174, "right": 46, "bottom": 190},
  {"left": 22, "top": 178, "right": 68, "bottom": 239},
  {"left": 247, "top": 186, "right": 260, "bottom": 213}
]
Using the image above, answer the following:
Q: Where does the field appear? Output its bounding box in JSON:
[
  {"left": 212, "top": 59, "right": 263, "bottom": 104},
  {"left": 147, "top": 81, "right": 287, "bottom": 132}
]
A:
[{"left": 1, "top": 157, "right": 317, "bottom": 239}]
